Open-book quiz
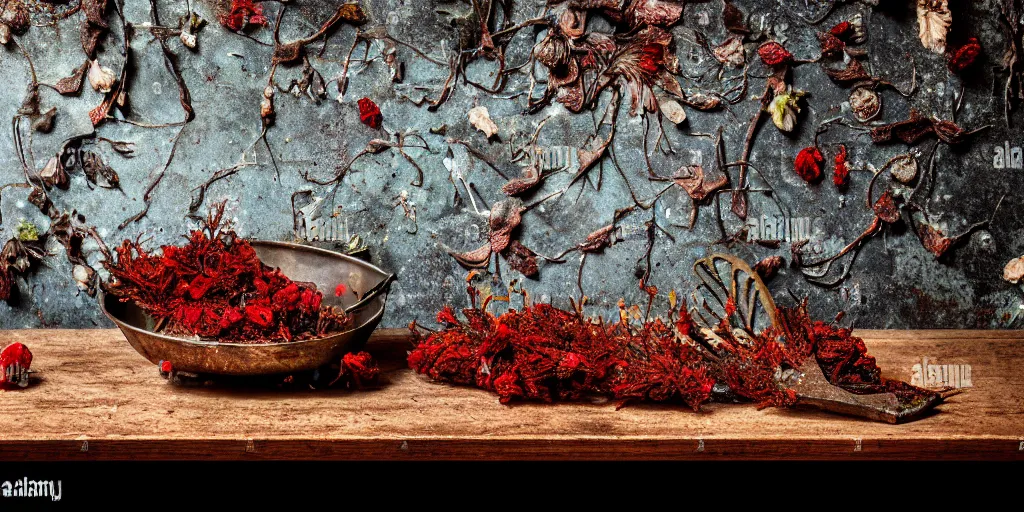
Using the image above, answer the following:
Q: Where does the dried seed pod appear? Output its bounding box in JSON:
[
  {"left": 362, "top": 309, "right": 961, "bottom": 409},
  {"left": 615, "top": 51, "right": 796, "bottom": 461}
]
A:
[
  {"left": 260, "top": 84, "right": 275, "bottom": 122},
  {"left": 88, "top": 60, "right": 117, "bottom": 93},
  {"left": 534, "top": 33, "right": 569, "bottom": 68},
  {"left": 849, "top": 87, "right": 880, "bottom": 122},
  {"left": 890, "top": 154, "right": 918, "bottom": 184}
]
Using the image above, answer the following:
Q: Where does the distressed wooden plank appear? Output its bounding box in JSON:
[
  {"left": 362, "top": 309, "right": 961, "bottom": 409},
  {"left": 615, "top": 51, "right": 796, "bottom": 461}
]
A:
[{"left": 0, "top": 329, "right": 1021, "bottom": 460}]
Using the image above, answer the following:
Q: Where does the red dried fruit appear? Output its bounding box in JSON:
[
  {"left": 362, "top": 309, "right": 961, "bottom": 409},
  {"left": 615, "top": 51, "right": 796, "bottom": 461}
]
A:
[
  {"left": 0, "top": 342, "right": 32, "bottom": 389},
  {"left": 160, "top": 360, "right": 173, "bottom": 373},
  {"left": 757, "top": 41, "right": 793, "bottom": 66},
  {"left": 947, "top": 37, "right": 981, "bottom": 74},
  {"left": 334, "top": 283, "right": 347, "bottom": 296},
  {"left": 357, "top": 97, "right": 382, "bottom": 129},
  {"left": 794, "top": 146, "right": 824, "bottom": 183},
  {"left": 833, "top": 144, "right": 850, "bottom": 190}
]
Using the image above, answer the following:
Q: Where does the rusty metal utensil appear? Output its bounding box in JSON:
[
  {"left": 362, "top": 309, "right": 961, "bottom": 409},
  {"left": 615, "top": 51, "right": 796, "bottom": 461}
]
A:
[
  {"left": 100, "top": 240, "right": 395, "bottom": 376},
  {"left": 690, "top": 253, "right": 947, "bottom": 424}
]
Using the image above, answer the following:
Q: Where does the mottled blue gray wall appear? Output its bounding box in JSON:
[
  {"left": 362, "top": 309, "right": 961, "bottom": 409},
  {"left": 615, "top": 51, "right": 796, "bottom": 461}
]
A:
[{"left": 1, "top": 0, "right": 1022, "bottom": 330}]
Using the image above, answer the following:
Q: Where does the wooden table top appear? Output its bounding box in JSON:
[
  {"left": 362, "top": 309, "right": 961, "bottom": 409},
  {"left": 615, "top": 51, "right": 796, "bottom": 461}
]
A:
[{"left": 0, "top": 328, "right": 1021, "bottom": 460}]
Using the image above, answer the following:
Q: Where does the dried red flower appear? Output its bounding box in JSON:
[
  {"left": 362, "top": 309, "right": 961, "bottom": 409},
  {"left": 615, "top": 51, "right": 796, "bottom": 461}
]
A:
[
  {"left": 330, "top": 351, "right": 380, "bottom": 388},
  {"left": 947, "top": 37, "right": 981, "bottom": 74},
  {"left": 357, "top": 97, "right": 382, "bottom": 129},
  {"left": 219, "top": 0, "right": 269, "bottom": 32},
  {"left": 833, "top": 144, "right": 850, "bottom": 190},
  {"left": 408, "top": 287, "right": 937, "bottom": 414},
  {"left": 757, "top": 41, "right": 793, "bottom": 66},
  {"left": 103, "top": 203, "right": 351, "bottom": 342},
  {"left": 334, "top": 282, "right": 347, "bottom": 296},
  {"left": 160, "top": 360, "right": 173, "bottom": 373},
  {"left": 794, "top": 146, "right": 824, "bottom": 183}
]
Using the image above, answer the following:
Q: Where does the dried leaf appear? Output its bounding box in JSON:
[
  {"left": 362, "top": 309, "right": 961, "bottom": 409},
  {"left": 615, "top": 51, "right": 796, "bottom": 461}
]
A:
[
  {"left": 502, "top": 165, "right": 541, "bottom": 196},
  {"left": 916, "top": 222, "right": 953, "bottom": 257},
  {"left": 672, "top": 164, "right": 727, "bottom": 201},
  {"left": 824, "top": 59, "right": 871, "bottom": 84},
  {"left": 713, "top": 37, "right": 745, "bottom": 67},
  {"left": 488, "top": 199, "right": 525, "bottom": 253},
  {"left": 55, "top": 61, "right": 90, "bottom": 96},
  {"left": 449, "top": 244, "right": 492, "bottom": 269},
  {"left": 468, "top": 106, "right": 499, "bottom": 139},
  {"left": 31, "top": 108, "right": 56, "bottom": 133},
  {"left": 722, "top": 1, "right": 749, "bottom": 34},
  {"left": 917, "top": 0, "right": 951, "bottom": 54}
]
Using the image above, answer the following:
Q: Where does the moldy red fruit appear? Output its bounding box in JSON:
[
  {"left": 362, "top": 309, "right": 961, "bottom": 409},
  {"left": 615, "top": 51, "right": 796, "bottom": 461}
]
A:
[
  {"left": 794, "top": 146, "right": 824, "bottom": 182},
  {"left": 357, "top": 97, "right": 382, "bottom": 129}
]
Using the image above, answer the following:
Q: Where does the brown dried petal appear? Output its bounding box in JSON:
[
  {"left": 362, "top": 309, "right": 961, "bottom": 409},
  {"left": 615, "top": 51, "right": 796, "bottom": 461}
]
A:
[
  {"left": 55, "top": 61, "right": 91, "bottom": 95},
  {"left": 917, "top": 0, "right": 951, "bottom": 54},
  {"left": 723, "top": 1, "right": 749, "bottom": 34},
  {"left": 501, "top": 165, "right": 541, "bottom": 196},
  {"left": 713, "top": 37, "right": 746, "bottom": 67},
  {"left": 824, "top": 59, "right": 871, "bottom": 84},
  {"left": 503, "top": 240, "right": 538, "bottom": 277},
  {"left": 534, "top": 33, "right": 570, "bottom": 68},
  {"left": 449, "top": 243, "right": 492, "bottom": 269},
  {"left": 917, "top": 222, "right": 953, "bottom": 257},
  {"left": 1003, "top": 256, "right": 1024, "bottom": 284},
  {"left": 626, "top": 0, "right": 683, "bottom": 28},
  {"left": 558, "top": 8, "right": 587, "bottom": 39},
  {"left": 753, "top": 256, "right": 784, "bottom": 280},
  {"left": 672, "top": 164, "right": 728, "bottom": 201},
  {"left": 872, "top": 190, "right": 900, "bottom": 224},
  {"left": 31, "top": 108, "right": 56, "bottom": 133},
  {"left": 488, "top": 198, "right": 525, "bottom": 253}
]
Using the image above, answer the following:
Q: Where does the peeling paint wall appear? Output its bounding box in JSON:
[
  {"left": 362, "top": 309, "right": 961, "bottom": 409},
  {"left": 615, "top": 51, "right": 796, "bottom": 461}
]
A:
[{"left": 1, "top": 0, "right": 1023, "bottom": 330}]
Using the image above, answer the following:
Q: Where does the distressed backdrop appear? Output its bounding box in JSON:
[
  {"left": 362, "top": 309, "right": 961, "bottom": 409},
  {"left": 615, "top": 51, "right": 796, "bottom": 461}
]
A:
[{"left": 1, "top": 0, "right": 1022, "bottom": 330}]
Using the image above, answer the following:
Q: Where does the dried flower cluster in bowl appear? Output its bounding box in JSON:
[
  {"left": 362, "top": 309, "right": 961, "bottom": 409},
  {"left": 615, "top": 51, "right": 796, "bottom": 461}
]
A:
[{"left": 103, "top": 203, "right": 351, "bottom": 343}]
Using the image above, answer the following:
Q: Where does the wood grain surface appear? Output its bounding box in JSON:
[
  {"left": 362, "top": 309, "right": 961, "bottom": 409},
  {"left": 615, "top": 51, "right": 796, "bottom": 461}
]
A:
[{"left": 0, "top": 329, "right": 1021, "bottom": 460}]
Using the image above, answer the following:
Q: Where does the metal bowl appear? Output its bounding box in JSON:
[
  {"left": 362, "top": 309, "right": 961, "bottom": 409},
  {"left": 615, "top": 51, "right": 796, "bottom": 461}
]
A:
[{"left": 100, "top": 240, "right": 392, "bottom": 376}]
